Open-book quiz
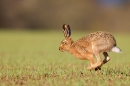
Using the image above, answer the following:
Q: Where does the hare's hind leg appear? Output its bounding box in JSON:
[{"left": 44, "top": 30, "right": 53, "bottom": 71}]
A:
[
  {"left": 87, "top": 52, "right": 102, "bottom": 70},
  {"left": 103, "top": 52, "right": 110, "bottom": 64},
  {"left": 89, "top": 52, "right": 110, "bottom": 69},
  {"left": 94, "top": 52, "right": 110, "bottom": 69},
  {"left": 93, "top": 52, "right": 102, "bottom": 68},
  {"left": 91, "top": 44, "right": 103, "bottom": 69},
  {"left": 86, "top": 53, "right": 101, "bottom": 70},
  {"left": 87, "top": 53, "right": 102, "bottom": 69},
  {"left": 86, "top": 53, "right": 96, "bottom": 70}
]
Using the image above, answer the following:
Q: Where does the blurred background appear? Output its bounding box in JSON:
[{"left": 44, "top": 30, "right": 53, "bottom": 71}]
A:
[{"left": 0, "top": 0, "right": 130, "bottom": 32}]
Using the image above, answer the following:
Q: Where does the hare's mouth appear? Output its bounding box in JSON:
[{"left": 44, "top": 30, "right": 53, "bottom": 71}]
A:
[{"left": 59, "top": 47, "right": 65, "bottom": 52}]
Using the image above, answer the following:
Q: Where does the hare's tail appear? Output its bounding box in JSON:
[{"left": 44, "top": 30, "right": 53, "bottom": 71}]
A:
[{"left": 111, "top": 46, "right": 122, "bottom": 53}]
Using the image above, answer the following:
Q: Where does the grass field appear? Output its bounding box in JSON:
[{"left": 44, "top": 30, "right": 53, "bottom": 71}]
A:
[{"left": 0, "top": 30, "right": 129, "bottom": 86}]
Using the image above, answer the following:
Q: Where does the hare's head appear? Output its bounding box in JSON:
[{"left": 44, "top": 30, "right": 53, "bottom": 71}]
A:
[{"left": 59, "top": 24, "right": 74, "bottom": 52}]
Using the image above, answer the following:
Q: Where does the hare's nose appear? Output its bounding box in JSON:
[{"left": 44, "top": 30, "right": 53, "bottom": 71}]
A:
[{"left": 59, "top": 47, "right": 60, "bottom": 50}]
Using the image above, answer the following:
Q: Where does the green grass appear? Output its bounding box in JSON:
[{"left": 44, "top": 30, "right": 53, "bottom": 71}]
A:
[{"left": 0, "top": 30, "right": 129, "bottom": 86}]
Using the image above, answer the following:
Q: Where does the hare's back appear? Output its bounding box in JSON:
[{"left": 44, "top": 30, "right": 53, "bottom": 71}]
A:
[{"left": 88, "top": 31, "right": 116, "bottom": 52}]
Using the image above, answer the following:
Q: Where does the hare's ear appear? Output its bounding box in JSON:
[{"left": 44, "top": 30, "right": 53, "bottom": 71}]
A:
[{"left": 62, "top": 24, "right": 71, "bottom": 38}]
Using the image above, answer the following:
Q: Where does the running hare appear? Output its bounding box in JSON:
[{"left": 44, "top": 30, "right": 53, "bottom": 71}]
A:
[{"left": 59, "top": 24, "right": 122, "bottom": 71}]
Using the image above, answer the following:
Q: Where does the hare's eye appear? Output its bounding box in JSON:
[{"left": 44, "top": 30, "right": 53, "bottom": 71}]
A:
[{"left": 62, "top": 41, "right": 66, "bottom": 44}]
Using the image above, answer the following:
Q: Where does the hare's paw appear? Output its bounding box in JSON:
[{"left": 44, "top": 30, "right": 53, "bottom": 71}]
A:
[
  {"left": 90, "top": 63, "right": 98, "bottom": 69},
  {"left": 87, "top": 66, "right": 93, "bottom": 70},
  {"left": 95, "top": 67, "right": 101, "bottom": 71},
  {"left": 87, "top": 62, "right": 103, "bottom": 71},
  {"left": 103, "top": 58, "right": 110, "bottom": 64},
  {"left": 87, "top": 65, "right": 97, "bottom": 70},
  {"left": 90, "top": 62, "right": 102, "bottom": 69},
  {"left": 97, "top": 61, "right": 103, "bottom": 67}
]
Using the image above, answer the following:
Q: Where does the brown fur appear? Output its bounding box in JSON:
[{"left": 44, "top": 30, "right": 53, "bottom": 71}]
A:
[{"left": 59, "top": 24, "right": 121, "bottom": 70}]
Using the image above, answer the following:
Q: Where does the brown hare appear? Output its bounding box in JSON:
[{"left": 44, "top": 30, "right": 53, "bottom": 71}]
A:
[{"left": 59, "top": 24, "right": 122, "bottom": 71}]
